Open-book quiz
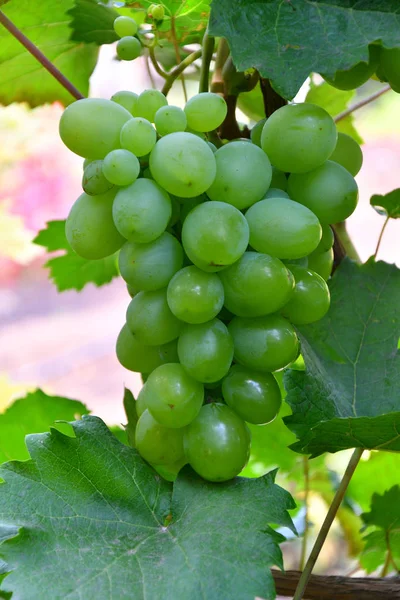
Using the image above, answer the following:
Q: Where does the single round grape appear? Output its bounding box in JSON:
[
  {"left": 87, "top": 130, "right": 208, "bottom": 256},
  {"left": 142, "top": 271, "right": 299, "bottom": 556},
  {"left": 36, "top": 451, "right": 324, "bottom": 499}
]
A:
[
  {"left": 315, "top": 223, "right": 334, "bottom": 253},
  {"left": 219, "top": 252, "right": 295, "bottom": 317},
  {"left": 329, "top": 132, "right": 363, "bottom": 176},
  {"left": 113, "top": 16, "right": 138, "bottom": 38},
  {"left": 270, "top": 166, "right": 287, "bottom": 191},
  {"left": 167, "top": 266, "right": 224, "bottom": 324},
  {"left": 287, "top": 161, "right": 358, "bottom": 224},
  {"left": 102, "top": 149, "right": 140, "bottom": 186},
  {"left": 135, "top": 410, "right": 185, "bottom": 465},
  {"left": 136, "top": 89, "right": 168, "bottom": 122},
  {"left": 379, "top": 47, "right": 400, "bottom": 92},
  {"left": 264, "top": 188, "right": 289, "bottom": 199},
  {"left": 245, "top": 198, "right": 321, "bottom": 259},
  {"left": 111, "top": 90, "right": 138, "bottom": 115},
  {"left": 59, "top": 98, "right": 132, "bottom": 159},
  {"left": 261, "top": 103, "right": 337, "bottom": 173},
  {"left": 82, "top": 160, "right": 114, "bottom": 196},
  {"left": 136, "top": 385, "right": 148, "bottom": 418},
  {"left": 184, "top": 92, "right": 227, "bottom": 132},
  {"left": 149, "top": 132, "right": 216, "bottom": 197},
  {"left": 178, "top": 318, "right": 234, "bottom": 383},
  {"left": 282, "top": 265, "right": 331, "bottom": 325},
  {"left": 222, "top": 365, "right": 282, "bottom": 425},
  {"left": 145, "top": 363, "right": 204, "bottom": 428},
  {"left": 307, "top": 247, "right": 334, "bottom": 281},
  {"left": 117, "top": 36, "right": 141, "bottom": 61},
  {"left": 250, "top": 118, "right": 267, "bottom": 147},
  {"left": 155, "top": 105, "right": 187, "bottom": 136},
  {"left": 120, "top": 117, "right": 157, "bottom": 157},
  {"left": 183, "top": 403, "right": 250, "bottom": 482},
  {"left": 228, "top": 314, "right": 299, "bottom": 372},
  {"left": 83, "top": 158, "right": 93, "bottom": 169},
  {"left": 149, "top": 4, "right": 165, "bottom": 20},
  {"left": 116, "top": 323, "right": 178, "bottom": 373},
  {"left": 182, "top": 201, "right": 249, "bottom": 272},
  {"left": 66, "top": 189, "right": 124, "bottom": 259},
  {"left": 207, "top": 141, "right": 272, "bottom": 209},
  {"left": 207, "top": 141, "right": 217, "bottom": 152},
  {"left": 322, "top": 45, "right": 380, "bottom": 90},
  {"left": 113, "top": 178, "right": 171, "bottom": 243},
  {"left": 126, "top": 289, "right": 183, "bottom": 345},
  {"left": 119, "top": 232, "right": 184, "bottom": 291}
]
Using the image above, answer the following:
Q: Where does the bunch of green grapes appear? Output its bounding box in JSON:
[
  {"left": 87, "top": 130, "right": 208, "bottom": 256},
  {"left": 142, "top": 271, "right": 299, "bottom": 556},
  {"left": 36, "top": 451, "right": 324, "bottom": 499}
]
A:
[{"left": 59, "top": 51, "right": 363, "bottom": 481}]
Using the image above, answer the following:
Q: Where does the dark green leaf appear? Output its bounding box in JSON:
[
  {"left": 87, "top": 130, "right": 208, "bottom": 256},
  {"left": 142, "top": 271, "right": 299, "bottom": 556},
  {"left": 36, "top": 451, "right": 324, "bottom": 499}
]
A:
[
  {"left": 0, "top": 0, "right": 98, "bottom": 106},
  {"left": 68, "top": 0, "right": 119, "bottom": 45},
  {"left": 284, "top": 259, "right": 400, "bottom": 456},
  {"left": 0, "top": 389, "right": 88, "bottom": 464},
  {"left": 209, "top": 0, "right": 400, "bottom": 100},
  {"left": 371, "top": 189, "right": 400, "bottom": 219},
  {"left": 0, "top": 416, "right": 295, "bottom": 600},
  {"left": 34, "top": 221, "right": 119, "bottom": 292}
]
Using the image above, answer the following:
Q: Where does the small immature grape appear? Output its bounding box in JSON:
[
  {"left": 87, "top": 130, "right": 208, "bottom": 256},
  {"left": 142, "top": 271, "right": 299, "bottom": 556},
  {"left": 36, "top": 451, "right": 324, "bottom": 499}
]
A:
[
  {"left": 136, "top": 89, "right": 168, "bottom": 122},
  {"left": 282, "top": 265, "right": 331, "bottom": 325},
  {"left": 102, "top": 149, "right": 140, "bottom": 186},
  {"left": 250, "top": 118, "right": 267, "bottom": 147},
  {"left": 307, "top": 247, "right": 334, "bottom": 281},
  {"left": 135, "top": 410, "right": 185, "bottom": 465},
  {"left": 126, "top": 288, "right": 183, "bottom": 346},
  {"left": 184, "top": 92, "right": 228, "bottom": 132},
  {"left": 113, "top": 16, "right": 138, "bottom": 38},
  {"left": 120, "top": 117, "right": 157, "bottom": 157},
  {"left": 111, "top": 90, "right": 138, "bottom": 115},
  {"left": 264, "top": 188, "right": 289, "bottom": 199},
  {"left": 148, "top": 4, "right": 165, "bottom": 20},
  {"left": 329, "top": 132, "right": 363, "bottom": 176},
  {"left": 154, "top": 105, "right": 187, "bottom": 136},
  {"left": 116, "top": 323, "right": 178, "bottom": 373},
  {"left": 117, "top": 36, "right": 142, "bottom": 61},
  {"left": 167, "top": 266, "right": 224, "bottom": 324},
  {"left": 82, "top": 160, "right": 114, "bottom": 196},
  {"left": 315, "top": 223, "right": 334, "bottom": 254}
]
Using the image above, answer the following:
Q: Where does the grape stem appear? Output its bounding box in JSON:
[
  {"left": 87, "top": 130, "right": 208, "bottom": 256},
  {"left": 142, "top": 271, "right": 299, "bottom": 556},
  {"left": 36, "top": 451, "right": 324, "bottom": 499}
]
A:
[
  {"left": 260, "top": 78, "right": 287, "bottom": 117},
  {"left": 332, "top": 221, "right": 361, "bottom": 264},
  {"left": 170, "top": 15, "right": 188, "bottom": 101},
  {"left": 299, "top": 456, "right": 310, "bottom": 571},
  {"left": 293, "top": 448, "right": 364, "bottom": 600},
  {"left": 373, "top": 215, "right": 390, "bottom": 260},
  {"left": 334, "top": 84, "right": 391, "bottom": 123},
  {"left": 199, "top": 30, "right": 215, "bottom": 93},
  {"left": 210, "top": 37, "right": 230, "bottom": 95},
  {"left": 148, "top": 46, "right": 168, "bottom": 79},
  {"left": 0, "top": 9, "right": 85, "bottom": 101},
  {"left": 162, "top": 49, "right": 202, "bottom": 96}
]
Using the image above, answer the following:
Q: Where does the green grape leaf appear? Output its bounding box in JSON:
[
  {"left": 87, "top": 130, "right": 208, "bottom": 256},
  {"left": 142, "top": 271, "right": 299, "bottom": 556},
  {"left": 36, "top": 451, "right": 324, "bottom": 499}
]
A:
[
  {"left": 123, "top": 387, "right": 138, "bottom": 447},
  {"left": 0, "top": 389, "right": 88, "bottom": 464},
  {"left": 34, "top": 220, "right": 119, "bottom": 292},
  {"left": 371, "top": 189, "right": 400, "bottom": 219},
  {"left": 67, "top": 0, "right": 119, "bottom": 45},
  {"left": 0, "top": 0, "right": 98, "bottom": 107},
  {"left": 284, "top": 259, "right": 400, "bottom": 456},
  {"left": 305, "top": 80, "right": 363, "bottom": 145},
  {"left": 360, "top": 486, "right": 400, "bottom": 573},
  {"left": 348, "top": 451, "right": 400, "bottom": 511},
  {"left": 209, "top": 0, "right": 400, "bottom": 100},
  {"left": 0, "top": 416, "right": 296, "bottom": 600}
]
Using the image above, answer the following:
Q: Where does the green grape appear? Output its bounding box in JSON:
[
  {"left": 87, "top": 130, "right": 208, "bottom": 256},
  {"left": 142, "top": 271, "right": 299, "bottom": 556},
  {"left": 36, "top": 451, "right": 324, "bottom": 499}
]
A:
[
  {"left": 136, "top": 89, "right": 168, "bottom": 122},
  {"left": 207, "top": 141, "right": 272, "bottom": 209},
  {"left": 126, "top": 288, "right": 183, "bottom": 345},
  {"left": 135, "top": 410, "right": 185, "bottom": 465},
  {"left": 245, "top": 198, "right": 321, "bottom": 259},
  {"left": 145, "top": 363, "right": 204, "bottom": 428},
  {"left": 83, "top": 158, "right": 93, "bottom": 169},
  {"left": 250, "top": 118, "right": 267, "bottom": 147},
  {"left": 184, "top": 92, "right": 227, "bottom": 132},
  {"left": 149, "top": 132, "right": 216, "bottom": 197},
  {"left": 116, "top": 323, "right": 178, "bottom": 372},
  {"left": 270, "top": 166, "right": 287, "bottom": 191},
  {"left": 219, "top": 251, "right": 295, "bottom": 317},
  {"left": 113, "top": 178, "right": 171, "bottom": 243},
  {"left": 207, "top": 141, "right": 217, "bottom": 152},
  {"left": 59, "top": 98, "right": 132, "bottom": 159},
  {"left": 228, "top": 314, "right": 299, "bottom": 372},
  {"left": 264, "top": 188, "right": 289, "bottom": 199},
  {"left": 182, "top": 201, "right": 249, "bottom": 272},
  {"left": 113, "top": 16, "right": 138, "bottom": 38},
  {"left": 282, "top": 265, "right": 331, "bottom": 325},
  {"left": 120, "top": 117, "right": 157, "bottom": 157},
  {"left": 177, "top": 318, "right": 234, "bottom": 383},
  {"left": 154, "top": 105, "right": 187, "bottom": 136},
  {"left": 111, "top": 90, "right": 138, "bottom": 115},
  {"left": 287, "top": 161, "right": 358, "bottom": 224},
  {"left": 322, "top": 45, "right": 380, "bottom": 91},
  {"left": 82, "top": 160, "right": 114, "bottom": 196},
  {"left": 222, "top": 365, "right": 282, "bottom": 425},
  {"left": 183, "top": 403, "right": 250, "bottom": 482},
  {"left": 127, "top": 283, "right": 137, "bottom": 297},
  {"left": 307, "top": 247, "right": 334, "bottom": 281},
  {"left": 167, "top": 266, "right": 224, "bottom": 324},
  {"left": 261, "top": 103, "right": 337, "bottom": 173},
  {"left": 149, "top": 4, "right": 165, "bottom": 20},
  {"left": 66, "top": 188, "right": 124, "bottom": 259},
  {"left": 179, "top": 195, "right": 206, "bottom": 224},
  {"left": 379, "top": 47, "right": 400, "bottom": 92},
  {"left": 329, "top": 132, "right": 363, "bottom": 176},
  {"left": 119, "top": 232, "right": 184, "bottom": 291},
  {"left": 314, "top": 223, "right": 334, "bottom": 254},
  {"left": 151, "top": 457, "right": 187, "bottom": 482},
  {"left": 136, "top": 385, "right": 148, "bottom": 418},
  {"left": 117, "top": 37, "right": 142, "bottom": 61},
  {"left": 102, "top": 149, "right": 140, "bottom": 186}
]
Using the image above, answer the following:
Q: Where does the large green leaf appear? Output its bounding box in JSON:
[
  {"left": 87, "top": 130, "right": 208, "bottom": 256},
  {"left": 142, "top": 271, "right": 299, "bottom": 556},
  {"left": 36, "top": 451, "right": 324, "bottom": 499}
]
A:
[
  {"left": 284, "top": 259, "right": 400, "bottom": 456},
  {"left": 68, "top": 0, "right": 119, "bottom": 45},
  {"left": 0, "top": 0, "right": 98, "bottom": 106},
  {"left": 209, "top": 0, "right": 400, "bottom": 100},
  {"left": 348, "top": 451, "right": 400, "bottom": 511},
  {"left": 34, "top": 220, "right": 119, "bottom": 292},
  {"left": 0, "top": 416, "right": 295, "bottom": 600},
  {"left": 0, "top": 389, "right": 88, "bottom": 464}
]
